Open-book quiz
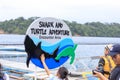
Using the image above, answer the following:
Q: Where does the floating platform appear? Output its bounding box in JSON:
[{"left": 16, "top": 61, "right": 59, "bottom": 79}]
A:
[{"left": 0, "top": 59, "right": 88, "bottom": 80}]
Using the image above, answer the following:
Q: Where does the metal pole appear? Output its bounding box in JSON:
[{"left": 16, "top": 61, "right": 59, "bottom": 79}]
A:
[{"left": 34, "top": 65, "right": 37, "bottom": 80}]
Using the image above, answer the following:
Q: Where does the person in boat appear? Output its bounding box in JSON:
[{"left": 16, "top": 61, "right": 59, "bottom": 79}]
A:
[
  {"left": 0, "top": 63, "right": 9, "bottom": 80},
  {"left": 40, "top": 54, "right": 69, "bottom": 80},
  {"left": 93, "top": 44, "right": 120, "bottom": 80},
  {"left": 97, "top": 44, "right": 116, "bottom": 78}
]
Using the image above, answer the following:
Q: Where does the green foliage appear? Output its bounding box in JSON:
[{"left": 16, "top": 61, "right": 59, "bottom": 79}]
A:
[
  {"left": 0, "top": 17, "right": 37, "bottom": 34},
  {"left": 0, "top": 17, "right": 120, "bottom": 37}
]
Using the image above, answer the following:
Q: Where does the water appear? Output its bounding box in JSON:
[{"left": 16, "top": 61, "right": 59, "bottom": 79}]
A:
[
  {"left": 0, "top": 34, "right": 25, "bottom": 45},
  {"left": 0, "top": 34, "right": 120, "bottom": 72}
]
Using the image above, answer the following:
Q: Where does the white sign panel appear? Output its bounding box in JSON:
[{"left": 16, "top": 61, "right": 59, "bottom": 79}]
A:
[{"left": 26, "top": 17, "right": 72, "bottom": 43}]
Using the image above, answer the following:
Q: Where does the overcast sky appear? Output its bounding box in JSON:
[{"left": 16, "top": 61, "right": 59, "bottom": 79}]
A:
[{"left": 0, "top": 0, "right": 120, "bottom": 23}]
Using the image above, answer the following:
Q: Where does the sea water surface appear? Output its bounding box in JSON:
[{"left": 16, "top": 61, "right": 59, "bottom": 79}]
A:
[{"left": 0, "top": 34, "right": 120, "bottom": 72}]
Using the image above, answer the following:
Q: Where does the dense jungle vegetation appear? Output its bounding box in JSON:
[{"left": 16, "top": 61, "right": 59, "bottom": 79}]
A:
[{"left": 0, "top": 17, "right": 120, "bottom": 37}]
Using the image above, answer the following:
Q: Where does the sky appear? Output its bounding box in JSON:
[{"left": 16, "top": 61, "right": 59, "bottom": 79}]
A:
[{"left": 0, "top": 0, "right": 120, "bottom": 23}]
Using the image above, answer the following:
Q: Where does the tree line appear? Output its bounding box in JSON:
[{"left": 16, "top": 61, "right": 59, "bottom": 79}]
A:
[{"left": 0, "top": 17, "right": 120, "bottom": 37}]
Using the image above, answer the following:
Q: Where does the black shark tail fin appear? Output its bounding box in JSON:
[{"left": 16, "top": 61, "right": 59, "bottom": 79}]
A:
[
  {"left": 51, "top": 46, "right": 59, "bottom": 62},
  {"left": 52, "top": 46, "right": 59, "bottom": 58},
  {"left": 26, "top": 56, "right": 31, "bottom": 67},
  {"left": 37, "top": 42, "right": 41, "bottom": 49},
  {"left": 24, "top": 35, "right": 36, "bottom": 53},
  {"left": 24, "top": 35, "right": 36, "bottom": 67}
]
